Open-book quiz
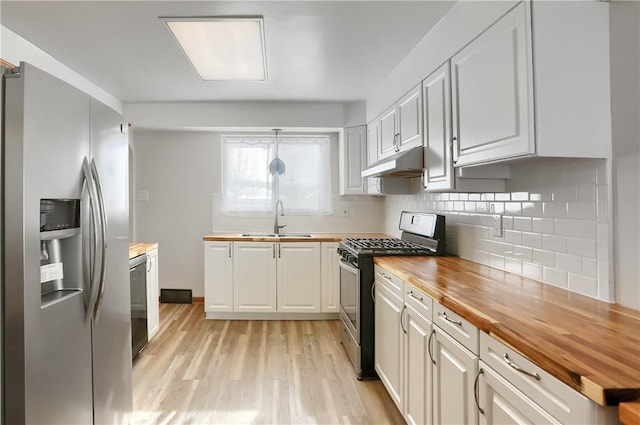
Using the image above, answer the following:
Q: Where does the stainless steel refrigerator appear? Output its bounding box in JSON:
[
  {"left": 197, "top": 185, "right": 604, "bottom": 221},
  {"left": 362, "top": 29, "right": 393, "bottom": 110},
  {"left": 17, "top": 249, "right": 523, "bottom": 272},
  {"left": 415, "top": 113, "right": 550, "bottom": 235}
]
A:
[{"left": 2, "top": 62, "right": 133, "bottom": 424}]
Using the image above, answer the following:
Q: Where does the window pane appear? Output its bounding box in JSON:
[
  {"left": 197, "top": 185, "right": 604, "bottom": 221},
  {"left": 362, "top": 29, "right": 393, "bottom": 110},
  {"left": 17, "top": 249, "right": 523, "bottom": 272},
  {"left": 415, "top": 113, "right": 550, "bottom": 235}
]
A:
[{"left": 222, "top": 135, "right": 332, "bottom": 214}]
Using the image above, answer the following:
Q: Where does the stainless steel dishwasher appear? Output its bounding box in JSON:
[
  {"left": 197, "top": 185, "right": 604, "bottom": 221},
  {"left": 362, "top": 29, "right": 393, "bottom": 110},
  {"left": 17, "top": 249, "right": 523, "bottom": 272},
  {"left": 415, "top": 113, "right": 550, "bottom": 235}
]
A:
[{"left": 129, "top": 254, "right": 148, "bottom": 360}]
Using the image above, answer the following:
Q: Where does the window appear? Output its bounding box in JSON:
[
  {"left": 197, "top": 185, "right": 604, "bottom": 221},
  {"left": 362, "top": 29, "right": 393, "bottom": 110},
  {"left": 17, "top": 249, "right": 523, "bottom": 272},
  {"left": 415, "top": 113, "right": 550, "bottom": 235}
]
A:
[{"left": 222, "top": 135, "right": 332, "bottom": 214}]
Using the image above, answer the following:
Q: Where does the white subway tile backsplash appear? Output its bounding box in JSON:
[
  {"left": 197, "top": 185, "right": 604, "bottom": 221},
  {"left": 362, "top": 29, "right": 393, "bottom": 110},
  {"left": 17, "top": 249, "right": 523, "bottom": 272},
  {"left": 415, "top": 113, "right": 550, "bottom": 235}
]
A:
[
  {"left": 383, "top": 158, "right": 609, "bottom": 302},
  {"left": 543, "top": 267, "right": 568, "bottom": 288},
  {"left": 557, "top": 253, "right": 583, "bottom": 274},
  {"left": 577, "top": 183, "right": 596, "bottom": 201},
  {"left": 568, "top": 273, "right": 597, "bottom": 297},
  {"left": 543, "top": 202, "right": 568, "bottom": 218},
  {"left": 552, "top": 185, "right": 578, "bottom": 201},
  {"left": 566, "top": 237, "right": 596, "bottom": 258},
  {"left": 596, "top": 185, "right": 609, "bottom": 223},
  {"left": 582, "top": 258, "right": 597, "bottom": 278},
  {"left": 555, "top": 219, "right": 596, "bottom": 238},
  {"left": 522, "top": 262, "right": 543, "bottom": 281},
  {"left": 543, "top": 235, "right": 567, "bottom": 253},
  {"left": 511, "top": 192, "right": 529, "bottom": 201},
  {"left": 533, "top": 249, "right": 556, "bottom": 268},
  {"left": 522, "top": 202, "right": 543, "bottom": 217},
  {"left": 504, "top": 230, "right": 522, "bottom": 245},
  {"left": 505, "top": 202, "right": 522, "bottom": 215},
  {"left": 567, "top": 163, "right": 596, "bottom": 184},
  {"left": 532, "top": 218, "right": 555, "bottom": 234},
  {"left": 567, "top": 202, "right": 596, "bottom": 220},
  {"left": 513, "top": 217, "right": 532, "bottom": 232},
  {"left": 522, "top": 232, "right": 543, "bottom": 249},
  {"left": 505, "top": 258, "right": 522, "bottom": 274}
]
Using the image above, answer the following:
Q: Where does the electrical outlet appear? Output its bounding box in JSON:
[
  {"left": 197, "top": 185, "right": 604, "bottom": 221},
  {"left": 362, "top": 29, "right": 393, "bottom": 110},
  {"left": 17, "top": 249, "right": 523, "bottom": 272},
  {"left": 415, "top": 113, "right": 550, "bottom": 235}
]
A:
[
  {"left": 340, "top": 205, "right": 349, "bottom": 217},
  {"left": 492, "top": 214, "right": 503, "bottom": 237}
]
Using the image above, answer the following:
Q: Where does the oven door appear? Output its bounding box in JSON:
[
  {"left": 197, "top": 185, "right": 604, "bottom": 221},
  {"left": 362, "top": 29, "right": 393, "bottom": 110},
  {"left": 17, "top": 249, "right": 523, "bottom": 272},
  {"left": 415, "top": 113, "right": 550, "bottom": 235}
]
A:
[{"left": 339, "top": 258, "right": 360, "bottom": 344}]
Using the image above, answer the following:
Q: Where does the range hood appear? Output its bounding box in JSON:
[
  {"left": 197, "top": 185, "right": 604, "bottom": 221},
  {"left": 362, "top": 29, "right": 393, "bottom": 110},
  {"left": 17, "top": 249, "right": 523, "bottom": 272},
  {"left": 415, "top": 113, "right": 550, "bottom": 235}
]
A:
[{"left": 361, "top": 146, "right": 424, "bottom": 178}]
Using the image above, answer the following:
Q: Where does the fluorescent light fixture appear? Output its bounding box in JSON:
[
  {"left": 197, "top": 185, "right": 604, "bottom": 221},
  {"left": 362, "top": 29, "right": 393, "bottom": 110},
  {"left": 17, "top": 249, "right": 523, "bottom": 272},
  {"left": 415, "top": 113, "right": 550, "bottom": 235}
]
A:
[{"left": 163, "top": 17, "right": 267, "bottom": 81}]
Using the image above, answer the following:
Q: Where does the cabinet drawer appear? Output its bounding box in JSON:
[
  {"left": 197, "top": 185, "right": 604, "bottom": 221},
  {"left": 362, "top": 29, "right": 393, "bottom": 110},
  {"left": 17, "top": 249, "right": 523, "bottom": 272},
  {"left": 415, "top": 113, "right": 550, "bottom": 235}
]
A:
[
  {"left": 480, "top": 333, "right": 593, "bottom": 424},
  {"left": 403, "top": 284, "right": 432, "bottom": 322},
  {"left": 434, "top": 304, "right": 479, "bottom": 354},
  {"left": 375, "top": 266, "right": 404, "bottom": 301}
]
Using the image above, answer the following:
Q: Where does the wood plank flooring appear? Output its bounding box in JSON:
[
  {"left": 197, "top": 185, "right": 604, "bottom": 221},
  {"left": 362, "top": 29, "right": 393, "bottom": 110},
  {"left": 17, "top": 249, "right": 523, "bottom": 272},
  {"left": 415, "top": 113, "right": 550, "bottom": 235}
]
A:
[{"left": 132, "top": 303, "right": 406, "bottom": 425}]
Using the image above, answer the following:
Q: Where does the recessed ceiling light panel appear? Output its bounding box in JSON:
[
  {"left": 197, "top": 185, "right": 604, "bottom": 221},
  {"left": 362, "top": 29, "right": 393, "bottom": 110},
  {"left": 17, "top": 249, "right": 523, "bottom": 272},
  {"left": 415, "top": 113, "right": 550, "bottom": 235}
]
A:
[{"left": 162, "top": 17, "right": 267, "bottom": 81}]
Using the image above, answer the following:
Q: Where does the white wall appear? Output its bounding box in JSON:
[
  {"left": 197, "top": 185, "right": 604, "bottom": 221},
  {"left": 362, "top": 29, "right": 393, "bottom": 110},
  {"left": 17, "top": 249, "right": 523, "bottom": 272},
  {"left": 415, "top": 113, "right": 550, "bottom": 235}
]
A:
[
  {"left": 610, "top": 1, "right": 640, "bottom": 310},
  {"left": 384, "top": 159, "right": 613, "bottom": 302},
  {"left": 124, "top": 102, "right": 346, "bottom": 130},
  {"left": 133, "top": 129, "right": 384, "bottom": 297},
  {"left": 0, "top": 26, "right": 122, "bottom": 113}
]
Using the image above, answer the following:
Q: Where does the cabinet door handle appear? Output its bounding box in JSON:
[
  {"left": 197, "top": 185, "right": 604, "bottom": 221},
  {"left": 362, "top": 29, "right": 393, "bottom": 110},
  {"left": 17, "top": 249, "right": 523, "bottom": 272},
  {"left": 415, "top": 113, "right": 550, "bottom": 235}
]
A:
[
  {"left": 504, "top": 353, "right": 541, "bottom": 381},
  {"left": 439, "top": 311, "right": 462, "bottom": 327},
  {"left": 474, "top": 368, "right": 485, "bottom": 415},
  {"left": 381, "top": 272, "right": 391, "bottom": 280},
  {"left": 272, "top": 244, "right": 276, "bottom": 258},
  {"left": 427, "top": 329, "right": 436, "bottom": 365},
  {"left": 371, "top": 280, "right": 376, "bottom": 303},
  {"left": 407, "top": 290, "right": 423, "bottom": 302},
  {"left": 451, "top": 136, "right": 458, "bottom": 164},
  {"left": 362, "top": 178, "right": 366, "bottom": 193},
  {"left": 278, "top": 244, "right": 281, "bottom": 258},
  {"left": 393, "top": 133, "right": 400, "bottom": 152},
  {"left": 421, "top": 168, "right": 427, "bottom": 190},
  {"left": 400, "top": 305, "right": 407, "bottom": 334},
  {"left": 228, "top": 243, "right": 232, "bottom": 258}
]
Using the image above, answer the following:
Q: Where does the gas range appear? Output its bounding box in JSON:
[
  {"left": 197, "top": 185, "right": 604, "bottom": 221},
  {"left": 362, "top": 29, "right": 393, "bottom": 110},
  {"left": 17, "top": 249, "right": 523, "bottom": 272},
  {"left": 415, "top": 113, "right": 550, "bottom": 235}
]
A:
[
  {"left": 339, "top": 237, "right": 437, "bottom": 256},
  {"left": 337, "top": 211, "right": 445, "bottom": 380}
]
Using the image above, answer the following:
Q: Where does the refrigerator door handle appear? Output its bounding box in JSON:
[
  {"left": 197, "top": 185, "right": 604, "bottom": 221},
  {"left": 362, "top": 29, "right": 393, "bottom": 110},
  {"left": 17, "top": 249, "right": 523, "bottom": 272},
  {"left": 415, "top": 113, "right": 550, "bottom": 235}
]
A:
[
  {"left": 91, "top": 158, "right": 109, "bottom": 321},
  {"left": 82, "top": 157, "right": 103, "bottom": 324}
]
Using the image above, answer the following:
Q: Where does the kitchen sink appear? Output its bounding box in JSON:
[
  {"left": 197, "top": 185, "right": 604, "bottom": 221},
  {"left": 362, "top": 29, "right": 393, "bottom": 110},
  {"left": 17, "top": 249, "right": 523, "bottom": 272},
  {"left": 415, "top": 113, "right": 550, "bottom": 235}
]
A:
[{"left": 241, "top": 233, "right": 313, "bottom": 238}]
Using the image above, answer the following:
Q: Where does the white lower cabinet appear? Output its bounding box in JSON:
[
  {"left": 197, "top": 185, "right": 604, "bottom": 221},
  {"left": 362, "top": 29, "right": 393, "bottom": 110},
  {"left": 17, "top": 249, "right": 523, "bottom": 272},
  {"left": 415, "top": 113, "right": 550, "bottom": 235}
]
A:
[
  {"left": 204, "top": 241, "right": 233, "bottom": 312},
  {"left": 478, "top": 362, "right": 560, "bottom": 424},
  {"left": 277, "top": 242, "right": 321, "bottom": 313},
  {"left": 432, "top": 325, "right": 479, "bottom": 425},
  {"left": 146, "top": 248, "right": 160, "bottom": 340},
  {"left": 233, "top": 242, "right": 278, "bottom": 313},
  {"left": 404, "top": 303, "right": 433, "bottom": 425},
  {"left": 204, "top": 241, "right": 327, "bottom": 317},
  {"left": 375, "top": 278, "right": 404, "bottom": 411}
]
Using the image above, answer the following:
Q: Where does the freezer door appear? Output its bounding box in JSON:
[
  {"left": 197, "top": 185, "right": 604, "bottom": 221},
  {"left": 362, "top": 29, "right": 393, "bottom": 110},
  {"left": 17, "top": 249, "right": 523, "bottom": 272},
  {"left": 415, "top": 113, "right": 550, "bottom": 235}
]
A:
[
  {"left": 89, "top": 97, "right": 133, "bottom": 424},
  {"left": 3, "top": 62, "right": 94, "bottom": 424}
]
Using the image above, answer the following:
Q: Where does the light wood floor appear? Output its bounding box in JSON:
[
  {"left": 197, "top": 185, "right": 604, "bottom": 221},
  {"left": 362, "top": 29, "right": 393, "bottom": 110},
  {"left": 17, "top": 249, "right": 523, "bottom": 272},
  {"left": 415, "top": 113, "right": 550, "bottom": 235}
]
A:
[{"left": 132, "top": 303, "right": 406, "bottom": 425}]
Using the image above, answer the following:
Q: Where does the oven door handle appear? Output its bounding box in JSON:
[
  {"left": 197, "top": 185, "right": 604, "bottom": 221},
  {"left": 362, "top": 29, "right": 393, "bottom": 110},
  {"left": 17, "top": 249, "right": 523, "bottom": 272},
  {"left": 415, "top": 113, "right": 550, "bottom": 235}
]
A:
[{"left": 339, "top": 258, "right": 359, "bottom": 275}]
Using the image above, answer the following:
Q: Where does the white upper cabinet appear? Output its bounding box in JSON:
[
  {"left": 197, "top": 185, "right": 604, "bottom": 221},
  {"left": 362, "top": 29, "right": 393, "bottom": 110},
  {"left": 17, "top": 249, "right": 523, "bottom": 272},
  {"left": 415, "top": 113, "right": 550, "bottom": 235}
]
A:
[
  {"left": 422, "top": 61, "right": 455, "bottom": 191},
  {"left": 366, "top": 121, "right": 383, "bottom": 196},
  {"left": 397, "top": 86, "right": 423, "bottom": 152},
  {"left": 379, "top": 107, "right": 398, "bottom": 160},
  {"left": 378, "top": 83, "right": 423, "bottom": 161},
  {"left": 448, "top": 1, "right": 610, "bottom": 167},
  {"left": 451, "top": 1, "right": 533, "bottom": 167},
  {"left": 340, "top": 125, "right": 367, "bottom": 195}
]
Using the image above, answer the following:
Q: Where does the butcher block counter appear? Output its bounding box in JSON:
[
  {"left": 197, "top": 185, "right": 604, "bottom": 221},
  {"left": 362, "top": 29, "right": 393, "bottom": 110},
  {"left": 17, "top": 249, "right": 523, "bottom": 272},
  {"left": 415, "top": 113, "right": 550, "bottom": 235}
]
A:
[
  {"left": 129, "top": 242, "right": 158, "bottom": 259},
  {"left": 374, "top": 255, "right": 640, "bottom": 407},
  {"left": 202, "top": 232, "right": 389, "bottom": 242}
]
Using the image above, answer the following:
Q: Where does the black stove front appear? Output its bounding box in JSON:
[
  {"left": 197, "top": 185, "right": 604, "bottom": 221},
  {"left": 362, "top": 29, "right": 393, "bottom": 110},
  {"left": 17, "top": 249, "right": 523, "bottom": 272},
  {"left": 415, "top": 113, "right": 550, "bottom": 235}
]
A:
[{"left": 337, "top": 212, "right": 446, "bottom": 380}]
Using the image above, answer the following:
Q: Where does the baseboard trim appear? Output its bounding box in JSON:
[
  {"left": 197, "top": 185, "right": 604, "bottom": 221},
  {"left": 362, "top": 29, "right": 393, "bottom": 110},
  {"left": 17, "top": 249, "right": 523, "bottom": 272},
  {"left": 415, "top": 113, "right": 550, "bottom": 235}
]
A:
[{"left": 205, "top": 312, "right": 339, "bottom": 320}]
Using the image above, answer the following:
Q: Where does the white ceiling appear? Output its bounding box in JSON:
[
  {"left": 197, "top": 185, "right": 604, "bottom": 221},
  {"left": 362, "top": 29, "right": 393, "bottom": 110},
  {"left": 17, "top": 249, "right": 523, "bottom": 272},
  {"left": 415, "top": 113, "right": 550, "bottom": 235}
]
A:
[{"left": 0, "top": 1, "right": 455, "bottom": 104}]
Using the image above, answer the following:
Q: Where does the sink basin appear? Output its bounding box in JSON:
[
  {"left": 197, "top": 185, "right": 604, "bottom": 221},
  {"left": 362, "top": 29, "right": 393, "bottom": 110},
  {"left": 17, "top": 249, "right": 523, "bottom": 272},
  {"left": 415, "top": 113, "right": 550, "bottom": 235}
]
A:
[{"left": 241, "top": 233, "right": 313, "bottom": 238}]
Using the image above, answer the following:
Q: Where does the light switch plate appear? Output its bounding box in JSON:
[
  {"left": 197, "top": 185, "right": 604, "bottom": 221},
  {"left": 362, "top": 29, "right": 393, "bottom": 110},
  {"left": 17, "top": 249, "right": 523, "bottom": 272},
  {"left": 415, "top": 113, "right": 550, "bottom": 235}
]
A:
[{"left": 137, "top": 190, "right": 149, "bottom": 202}]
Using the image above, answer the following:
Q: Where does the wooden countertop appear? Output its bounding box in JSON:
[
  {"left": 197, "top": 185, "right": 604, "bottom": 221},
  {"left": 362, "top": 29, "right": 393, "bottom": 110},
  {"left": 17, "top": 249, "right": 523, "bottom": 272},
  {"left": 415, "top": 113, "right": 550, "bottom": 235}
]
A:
[
  {"left": 202, "top": 233, "right": 390, "bottom": 242},
  {"left": 619, "top": 401, "right": 640, "bottom": 425},
  {"left": 374, "top": 256, "right": 640, "bottom": 407},
  {"left": 129, "top": 242, "right": 158, "bottom": 259}
]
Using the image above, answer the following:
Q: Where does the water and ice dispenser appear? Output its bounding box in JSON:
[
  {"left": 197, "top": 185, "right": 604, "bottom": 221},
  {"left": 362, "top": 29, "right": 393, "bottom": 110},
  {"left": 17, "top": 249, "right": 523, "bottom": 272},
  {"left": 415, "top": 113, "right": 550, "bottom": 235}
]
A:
[{"left": 40, "top": 199, "right": 83, "bottom": 308}]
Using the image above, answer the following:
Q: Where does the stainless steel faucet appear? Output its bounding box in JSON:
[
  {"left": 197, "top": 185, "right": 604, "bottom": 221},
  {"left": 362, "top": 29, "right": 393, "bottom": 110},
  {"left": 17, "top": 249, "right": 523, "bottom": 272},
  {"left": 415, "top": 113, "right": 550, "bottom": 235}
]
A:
[{"left": 274, "top": 199, "right": 286, "bottom": 235}]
